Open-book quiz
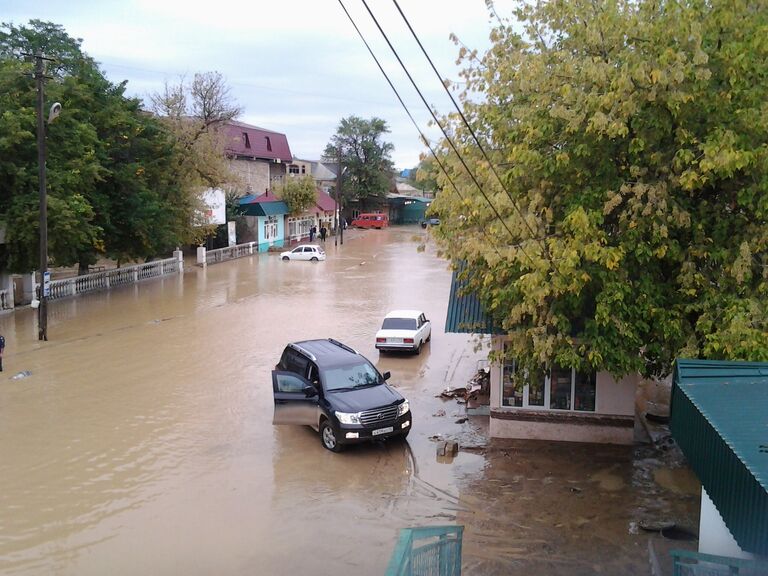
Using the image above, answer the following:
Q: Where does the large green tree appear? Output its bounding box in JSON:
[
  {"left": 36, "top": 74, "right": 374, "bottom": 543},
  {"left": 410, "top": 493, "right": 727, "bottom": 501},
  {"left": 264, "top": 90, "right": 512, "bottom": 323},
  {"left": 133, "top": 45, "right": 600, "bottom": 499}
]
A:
[
  {"left": 275, "top": 175, "right": 317, "bottom": 215},
  {"left": 150, "top": 71, "right": 242, "bottom": 246},
  {"left": 324, "top": 116, "right": 394, "bottom": 202},
  {"left": 0, "top": 20, "right": 189, "bottom": 272},
  {"left": 430, "top": 0, "right": 768, "bottom": 377}
]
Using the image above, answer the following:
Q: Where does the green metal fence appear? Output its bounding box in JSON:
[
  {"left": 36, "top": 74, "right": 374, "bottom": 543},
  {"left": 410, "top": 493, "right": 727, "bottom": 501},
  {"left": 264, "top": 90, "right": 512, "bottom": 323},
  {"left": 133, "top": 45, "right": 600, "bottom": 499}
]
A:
[
  {"left": 386, "top": 526, "right": 463, "bottom": 576},
  {"left": 671, "top": 549, "right": 768, "bottom": 575}
]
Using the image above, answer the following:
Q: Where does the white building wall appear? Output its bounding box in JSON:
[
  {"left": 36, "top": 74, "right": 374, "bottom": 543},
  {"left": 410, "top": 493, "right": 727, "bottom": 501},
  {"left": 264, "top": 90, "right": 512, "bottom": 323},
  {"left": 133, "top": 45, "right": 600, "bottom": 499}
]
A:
[
  {"left": 229, "top": 158, "right": 270, "bottom": 195},
  {"left": 596, "top": 372, "right": 637, "bottom": 416},
  {"left": 699, "top": 488, "right": 756, "bottom": 560}
]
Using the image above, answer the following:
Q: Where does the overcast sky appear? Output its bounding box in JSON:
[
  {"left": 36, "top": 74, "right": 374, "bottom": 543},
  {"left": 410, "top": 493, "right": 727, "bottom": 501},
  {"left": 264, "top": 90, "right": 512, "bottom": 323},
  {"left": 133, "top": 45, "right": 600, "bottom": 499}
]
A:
[{"left": 1, "top": 0, "right": 514, "bottom": 169}]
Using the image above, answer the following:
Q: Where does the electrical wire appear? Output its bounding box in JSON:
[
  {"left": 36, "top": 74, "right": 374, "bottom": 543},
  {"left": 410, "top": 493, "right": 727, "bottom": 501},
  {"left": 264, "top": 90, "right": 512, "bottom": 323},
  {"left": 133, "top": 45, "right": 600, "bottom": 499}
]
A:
[
  {"left": 354, "top": 0, "right": 541, "bottom": 270},
  {"left": 335, "top": 0, "right": 505, "bottom": 261},
  {"left": 390, "top": 0, "right": 549, "bottom": 258}
]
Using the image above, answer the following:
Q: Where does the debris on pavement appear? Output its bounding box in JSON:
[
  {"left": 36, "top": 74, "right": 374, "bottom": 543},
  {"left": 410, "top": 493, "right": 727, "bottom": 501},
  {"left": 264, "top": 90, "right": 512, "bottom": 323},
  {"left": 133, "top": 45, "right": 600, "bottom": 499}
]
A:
[{"left": 436, "top": 440, "right": 459, "bottom": 458}]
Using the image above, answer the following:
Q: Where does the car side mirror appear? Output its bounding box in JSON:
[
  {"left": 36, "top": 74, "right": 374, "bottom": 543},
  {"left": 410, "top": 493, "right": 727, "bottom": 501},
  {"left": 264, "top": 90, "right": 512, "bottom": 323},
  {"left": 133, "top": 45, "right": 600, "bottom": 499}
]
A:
[
  {"left": 382, "top": 371, "right": 391, "bottom": 381},
  {"left": 303, "top": 385, "right": 318, "bottom": 398}
]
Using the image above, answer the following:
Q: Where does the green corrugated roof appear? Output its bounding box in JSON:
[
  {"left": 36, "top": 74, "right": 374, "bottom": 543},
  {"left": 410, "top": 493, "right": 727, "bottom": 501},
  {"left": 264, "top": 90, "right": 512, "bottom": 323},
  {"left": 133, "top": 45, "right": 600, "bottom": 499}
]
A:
[
  {"left": 670, "top": 359, "right": 768, "bottom": 555},
  {"left": 241, "top": 201, "right": 288, "bottom": 217},
  {"left": 445, "top": 265, "right": 503, "bottom": 335}
]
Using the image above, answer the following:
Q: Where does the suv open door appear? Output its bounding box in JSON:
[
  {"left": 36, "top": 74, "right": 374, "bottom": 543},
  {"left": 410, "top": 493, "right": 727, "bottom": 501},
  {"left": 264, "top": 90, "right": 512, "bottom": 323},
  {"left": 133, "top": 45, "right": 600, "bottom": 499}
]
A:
[{"left": 272, "top": 370, "right": 319, "bottom": 426}]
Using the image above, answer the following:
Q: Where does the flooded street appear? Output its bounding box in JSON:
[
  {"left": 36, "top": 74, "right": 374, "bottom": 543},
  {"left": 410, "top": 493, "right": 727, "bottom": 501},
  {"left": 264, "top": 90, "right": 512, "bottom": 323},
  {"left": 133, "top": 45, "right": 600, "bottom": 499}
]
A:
[{"left": 0, "top": 226, "right": 698, "bottom": 575}]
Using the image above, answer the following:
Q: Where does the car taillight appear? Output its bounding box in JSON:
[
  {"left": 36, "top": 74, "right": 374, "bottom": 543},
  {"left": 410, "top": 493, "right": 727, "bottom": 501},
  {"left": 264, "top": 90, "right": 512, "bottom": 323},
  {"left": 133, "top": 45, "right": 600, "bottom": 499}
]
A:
[
  {"left": 404, "top": 338, "right": 414, "bottom": 343},
  {"left": 376, "top": 337, "right": 386, "bottom": 343}
]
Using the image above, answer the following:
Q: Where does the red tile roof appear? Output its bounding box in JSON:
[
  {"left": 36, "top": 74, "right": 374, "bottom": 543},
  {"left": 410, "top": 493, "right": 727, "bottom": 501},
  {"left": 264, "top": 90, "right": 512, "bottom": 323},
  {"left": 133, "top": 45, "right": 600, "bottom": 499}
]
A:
[
  {"left": 223, "top": 120, "right": 292, "bottom": 163},
  {"left": 239, "top": 190, "right": 283, "bottom": 204},
  {"left": 315, "top": 189, "right": 337, "bottom": 212}
]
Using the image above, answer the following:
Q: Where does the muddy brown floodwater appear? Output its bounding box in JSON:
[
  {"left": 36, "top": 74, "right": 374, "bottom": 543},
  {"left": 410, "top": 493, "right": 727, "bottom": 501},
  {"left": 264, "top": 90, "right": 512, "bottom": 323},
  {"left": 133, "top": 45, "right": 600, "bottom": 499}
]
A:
[{"left": 0, "top": 226, "right": 699, "bottom": 575}]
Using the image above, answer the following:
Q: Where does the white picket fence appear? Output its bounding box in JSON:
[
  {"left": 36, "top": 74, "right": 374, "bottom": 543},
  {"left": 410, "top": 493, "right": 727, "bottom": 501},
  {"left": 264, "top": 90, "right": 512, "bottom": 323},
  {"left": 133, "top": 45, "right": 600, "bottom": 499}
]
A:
[
  {"left": 46, "top": 255, "right": 182, "bottom": 302},
  {"left": 199, "top": 242, "right": 256, "bottom": 265}
]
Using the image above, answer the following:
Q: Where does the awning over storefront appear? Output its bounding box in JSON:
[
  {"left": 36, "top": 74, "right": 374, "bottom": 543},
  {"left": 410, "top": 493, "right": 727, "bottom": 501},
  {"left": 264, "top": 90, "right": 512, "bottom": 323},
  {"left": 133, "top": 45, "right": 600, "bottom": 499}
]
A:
[
  {"left": 670, "top": 359, "right": 768, "bottom": 555},
  {"left": 238, "top": 199, "right": 288, "bottom": 217},
  {"left": 445, "top": 264, "right": 503, "bottom": 335}
]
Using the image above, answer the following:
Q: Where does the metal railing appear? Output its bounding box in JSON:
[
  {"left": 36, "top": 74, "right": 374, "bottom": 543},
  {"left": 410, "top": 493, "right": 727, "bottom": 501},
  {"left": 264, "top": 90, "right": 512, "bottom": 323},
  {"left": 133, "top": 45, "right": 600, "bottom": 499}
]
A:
[
  {"left": 46, "top": 257, "right": 181, "bottom": 302},
  {"left": 671, "top": 549, "right": 768, "bottom": 575},
  {"left": 203, "top": 242, "right": 256, "bottom": 265},
  {"left": 386, "top": 526, "right": 463, "bottom": 576}
]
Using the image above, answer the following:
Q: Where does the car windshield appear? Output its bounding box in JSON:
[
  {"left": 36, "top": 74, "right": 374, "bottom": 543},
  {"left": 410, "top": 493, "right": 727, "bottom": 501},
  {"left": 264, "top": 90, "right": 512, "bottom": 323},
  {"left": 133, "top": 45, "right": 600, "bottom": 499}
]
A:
[
  {"left": 323, "top": 361, "right": 381, "bottom": 391},
  {"left": 382, "top": 318, "right": 417, "bottom": 330}
]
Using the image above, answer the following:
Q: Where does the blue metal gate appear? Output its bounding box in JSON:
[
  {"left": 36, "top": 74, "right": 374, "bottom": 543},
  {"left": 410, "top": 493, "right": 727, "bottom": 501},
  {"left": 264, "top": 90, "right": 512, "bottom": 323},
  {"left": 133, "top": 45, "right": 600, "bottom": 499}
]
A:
[{"left": 386, "top": 526, "right": 463, "bottom": 576}]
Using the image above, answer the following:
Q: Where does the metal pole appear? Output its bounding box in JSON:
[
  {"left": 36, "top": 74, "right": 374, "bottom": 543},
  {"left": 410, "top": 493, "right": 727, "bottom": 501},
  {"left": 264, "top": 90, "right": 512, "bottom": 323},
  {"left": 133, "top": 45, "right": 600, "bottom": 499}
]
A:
[
  {"left": 35, "top": 52, "right": 48, "bottom": 341},
  {"left": 335, "top": 148, "right": 341, "bottom": 247},
  {"left": 338, "top": 148, "right": 344, "bottom": 245}
]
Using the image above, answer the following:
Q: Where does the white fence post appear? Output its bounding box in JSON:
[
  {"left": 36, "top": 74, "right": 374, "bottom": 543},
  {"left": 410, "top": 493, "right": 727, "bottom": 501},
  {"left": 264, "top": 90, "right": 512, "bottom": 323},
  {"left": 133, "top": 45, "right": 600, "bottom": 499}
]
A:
[
  {"left": 22, "top": 272, "right": 36, "bottom": 305},
  {"left": 173, "top": 249, "right": 184, "bottom": 273},
  {"left": 197, "top": 246, "right": 207, "bottom": 266},
  {"left": 0, "top": 272, "right": 14, "bottom": 310}
]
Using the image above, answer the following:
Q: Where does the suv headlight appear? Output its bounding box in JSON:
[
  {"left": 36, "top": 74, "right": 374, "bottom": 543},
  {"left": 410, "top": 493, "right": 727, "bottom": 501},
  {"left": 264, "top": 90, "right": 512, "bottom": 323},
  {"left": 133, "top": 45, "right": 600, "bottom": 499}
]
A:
[
  {"left": 397, "top": 400, "right": 410, "bottom": 417},
  {"left": 335, "top": 411, "right": 361, "bottom": 425}
]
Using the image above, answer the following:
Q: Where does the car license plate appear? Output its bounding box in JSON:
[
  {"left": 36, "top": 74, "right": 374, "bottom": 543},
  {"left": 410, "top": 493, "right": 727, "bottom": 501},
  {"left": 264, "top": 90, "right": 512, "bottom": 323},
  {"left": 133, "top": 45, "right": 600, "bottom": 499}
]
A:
[{"left": 372, "top": 426, "right": 394, "bottom": 436}]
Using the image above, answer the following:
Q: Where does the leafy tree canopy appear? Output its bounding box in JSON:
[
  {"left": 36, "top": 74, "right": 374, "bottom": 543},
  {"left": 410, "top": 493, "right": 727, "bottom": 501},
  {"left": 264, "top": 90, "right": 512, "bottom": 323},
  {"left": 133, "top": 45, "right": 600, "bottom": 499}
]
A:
[
  {"left": 0, "top": 20, "right": 197, "bottom": 271},
  {"left": 275, "top": 175, "right": 317, "bottom": 216},
  {"left": 404, "top": 157, "right": 440, "bottom": 197},
  {"left": 150, "top": 72, "right": 242, "bottom": 247},
  {"left": 430, "top": 0, "right": 768, "bottom": 378},
  {"left": 324, "top": 116, "right": 395, "bottom": 202}
]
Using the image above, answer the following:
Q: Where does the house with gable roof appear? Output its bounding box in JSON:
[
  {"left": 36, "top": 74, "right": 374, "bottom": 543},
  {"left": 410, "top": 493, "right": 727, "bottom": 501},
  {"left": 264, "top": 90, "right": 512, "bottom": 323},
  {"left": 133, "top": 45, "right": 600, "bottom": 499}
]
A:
[
  {"left": 284, "top": 189, "right": 337, "bottom": 244},
  {"left": 238, "top": 190, "right": 288, "bottom": 252},
  {"left": 223, "top": 120, "right": 293, "bottom": 196}
]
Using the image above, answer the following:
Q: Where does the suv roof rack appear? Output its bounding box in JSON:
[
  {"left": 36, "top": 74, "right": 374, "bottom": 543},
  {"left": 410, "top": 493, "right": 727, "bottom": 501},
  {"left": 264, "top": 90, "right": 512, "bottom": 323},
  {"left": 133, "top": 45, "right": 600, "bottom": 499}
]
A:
[
  {"left": 327, "top": 338, "right": 357, "bottom": 355},
  {"left": 289, "top": 342, "right": 317, "bottom": 361}
]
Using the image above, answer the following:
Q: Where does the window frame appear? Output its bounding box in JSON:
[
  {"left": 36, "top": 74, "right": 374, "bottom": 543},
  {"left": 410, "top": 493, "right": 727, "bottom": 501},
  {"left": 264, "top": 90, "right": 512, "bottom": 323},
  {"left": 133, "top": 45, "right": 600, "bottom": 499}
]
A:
[{"left": 500, "top": 342, "right": 596, "bottom": 412}]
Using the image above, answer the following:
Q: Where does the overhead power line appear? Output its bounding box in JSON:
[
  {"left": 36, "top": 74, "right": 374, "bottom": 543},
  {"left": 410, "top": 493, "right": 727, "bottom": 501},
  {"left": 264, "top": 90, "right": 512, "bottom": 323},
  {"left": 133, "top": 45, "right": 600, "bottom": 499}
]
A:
[
  {"left": 335, "top": 0, "right": 504, "bottom": 261},
  {"left": 389, "top": 0, "right": 549, "bottom": 259},
  {"left": 353, "top": 0, "right": 541, "bottom": 269}
]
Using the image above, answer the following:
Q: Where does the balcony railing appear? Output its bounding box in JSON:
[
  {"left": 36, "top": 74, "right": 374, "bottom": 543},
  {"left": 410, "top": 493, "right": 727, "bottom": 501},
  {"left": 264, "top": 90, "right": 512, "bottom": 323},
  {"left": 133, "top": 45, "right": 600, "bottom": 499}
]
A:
[
  {"left": 671, "top": 549, "right": 768, "bottom": 576},
  {"left": 386, "top": 526, "right": 463, "bottom": 576}
]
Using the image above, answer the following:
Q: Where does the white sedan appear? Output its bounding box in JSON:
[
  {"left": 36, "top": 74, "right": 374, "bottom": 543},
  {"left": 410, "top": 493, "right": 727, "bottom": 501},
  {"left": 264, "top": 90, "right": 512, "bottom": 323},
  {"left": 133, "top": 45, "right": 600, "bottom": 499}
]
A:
[
  {"left": 375, "top": 310, "right": 431, "bottom": 354},
  {"left": 280, "top": 245, "right": 326, "bottom": 262}
]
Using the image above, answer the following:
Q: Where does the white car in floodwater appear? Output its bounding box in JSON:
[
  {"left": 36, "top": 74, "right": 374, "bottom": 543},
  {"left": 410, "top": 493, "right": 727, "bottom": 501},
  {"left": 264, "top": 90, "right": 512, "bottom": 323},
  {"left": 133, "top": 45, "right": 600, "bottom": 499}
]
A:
[
  {"left": 375, "top": 310, "right": 431, "bottom": 354},
  {"left": 280, "top": 244, "right": 326, "bottom": 262}
]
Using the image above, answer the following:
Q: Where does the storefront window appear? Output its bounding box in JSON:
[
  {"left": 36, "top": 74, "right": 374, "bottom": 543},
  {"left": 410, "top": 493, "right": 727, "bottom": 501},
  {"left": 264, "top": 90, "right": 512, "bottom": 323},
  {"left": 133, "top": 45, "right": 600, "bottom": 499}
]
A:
[
  {"left": 502, "top": 357, "right": 523, "bottom": 407},
  {"left": 499, "top": 343, "right": 598, "bottom": 412},
  {"left": 574, "top": 371, "right": 596, "bottom": 412},
  {"left": 528, "top": 367, "right": 545, "bottom": 406},
  {"left": 502, "top": 344, "right": 546, "bottom": 408},
  {"left": 264, "top": 216, "right": 278, "bottom": 241},
  {"left": 549, "top": 366, "right": 572, "bottom": 410}
]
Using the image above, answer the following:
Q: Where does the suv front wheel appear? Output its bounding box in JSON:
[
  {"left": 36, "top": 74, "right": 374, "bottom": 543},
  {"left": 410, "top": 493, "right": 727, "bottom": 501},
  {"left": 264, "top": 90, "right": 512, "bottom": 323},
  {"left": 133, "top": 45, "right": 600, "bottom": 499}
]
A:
[{"left": 320, "top": 420, "right": 343, "bottom": 452}]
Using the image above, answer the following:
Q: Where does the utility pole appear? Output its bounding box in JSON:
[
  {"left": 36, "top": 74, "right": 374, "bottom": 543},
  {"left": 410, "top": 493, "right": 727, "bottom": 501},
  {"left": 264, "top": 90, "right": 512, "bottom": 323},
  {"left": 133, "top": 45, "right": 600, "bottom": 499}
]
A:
[
  {"left": 335, "top": 147, "right": 343, "bottom": 247},
  {"left": 339, "top": 164, "right": 344, "bottom": 246},
  {"left": 32, "top": 52, "right": 55, "bottom": 341}
]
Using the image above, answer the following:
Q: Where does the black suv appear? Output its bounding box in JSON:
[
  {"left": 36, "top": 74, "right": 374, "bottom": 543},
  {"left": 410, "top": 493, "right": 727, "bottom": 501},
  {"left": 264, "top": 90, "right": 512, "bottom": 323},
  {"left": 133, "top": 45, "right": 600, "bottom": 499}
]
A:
[{"left": 272, "top": 339, "right": 411, "bottom": 452}]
